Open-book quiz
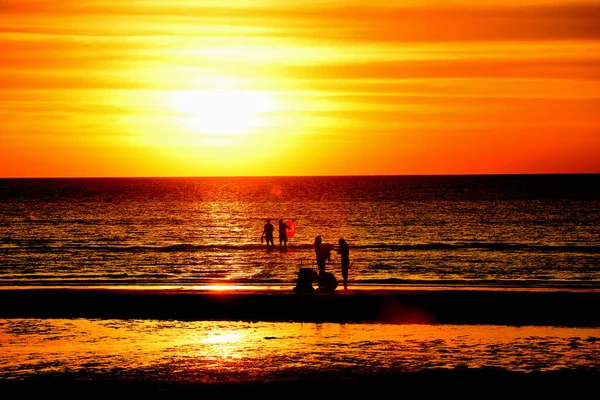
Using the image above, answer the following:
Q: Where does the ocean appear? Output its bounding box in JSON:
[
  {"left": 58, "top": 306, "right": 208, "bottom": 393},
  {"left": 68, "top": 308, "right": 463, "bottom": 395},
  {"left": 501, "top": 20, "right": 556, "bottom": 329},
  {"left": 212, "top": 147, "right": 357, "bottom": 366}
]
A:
[{"left": 1, "top": 174, "right": 599, "bottom": 289}]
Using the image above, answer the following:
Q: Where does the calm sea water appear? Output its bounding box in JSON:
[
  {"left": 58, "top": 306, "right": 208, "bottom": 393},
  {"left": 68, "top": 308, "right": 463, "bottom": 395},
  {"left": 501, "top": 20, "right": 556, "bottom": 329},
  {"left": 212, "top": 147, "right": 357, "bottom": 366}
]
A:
[{"left": 1, "top": 175, "right": 599, "bottom": 289}]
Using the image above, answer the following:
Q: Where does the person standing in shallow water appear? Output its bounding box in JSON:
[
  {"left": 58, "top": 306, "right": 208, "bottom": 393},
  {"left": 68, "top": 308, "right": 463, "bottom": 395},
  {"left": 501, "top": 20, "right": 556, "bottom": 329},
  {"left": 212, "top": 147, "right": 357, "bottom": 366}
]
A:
[
  {"left": 336, "top": 238, "right": 350, "bottom": 290},
  {"left": 278, "top": 219, "right": 291, "bottom": 249},
  {"left": 314, "top": 235, "right": 323, "bottom": 269},
  {"left": 316, "top": 241, "right": 331, "bottom": 275},
  {"left": 316, "top": 242, "right": 334, "bottom": 291},
  {"left": 261, "top": 219, "right": 275, "bottom": 250}
]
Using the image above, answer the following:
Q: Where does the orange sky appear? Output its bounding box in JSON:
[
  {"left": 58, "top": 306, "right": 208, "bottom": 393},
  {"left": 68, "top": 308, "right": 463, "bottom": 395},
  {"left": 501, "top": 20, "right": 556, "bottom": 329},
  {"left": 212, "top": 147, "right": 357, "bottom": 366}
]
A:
[{"left": 1, "top": 0, "right": 599, "bottom": 177}]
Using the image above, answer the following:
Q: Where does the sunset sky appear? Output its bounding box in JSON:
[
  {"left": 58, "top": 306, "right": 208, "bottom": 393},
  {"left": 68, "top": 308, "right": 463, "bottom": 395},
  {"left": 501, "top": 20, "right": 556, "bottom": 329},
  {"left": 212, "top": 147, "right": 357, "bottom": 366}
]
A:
[{"left": 1, "top": 0, "right": 599, "bottom": 177}]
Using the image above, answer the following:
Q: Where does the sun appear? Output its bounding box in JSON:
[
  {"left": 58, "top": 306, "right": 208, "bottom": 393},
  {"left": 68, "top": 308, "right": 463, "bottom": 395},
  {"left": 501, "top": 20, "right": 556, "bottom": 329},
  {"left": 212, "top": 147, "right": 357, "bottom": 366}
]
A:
[{"left": 169, "top": 89, "right": 274, "bottom": 135}]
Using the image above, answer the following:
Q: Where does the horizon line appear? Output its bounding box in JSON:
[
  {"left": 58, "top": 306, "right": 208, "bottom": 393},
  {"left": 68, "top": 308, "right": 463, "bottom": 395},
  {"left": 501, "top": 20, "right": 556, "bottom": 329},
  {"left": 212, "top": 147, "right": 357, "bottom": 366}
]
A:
[{"left": 2, "top": 172, "right": 599, "bottom": 179}]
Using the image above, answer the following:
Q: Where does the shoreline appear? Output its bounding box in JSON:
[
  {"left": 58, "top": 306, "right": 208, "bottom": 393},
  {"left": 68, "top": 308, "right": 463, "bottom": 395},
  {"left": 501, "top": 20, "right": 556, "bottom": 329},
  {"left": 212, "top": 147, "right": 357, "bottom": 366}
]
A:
[
  {"left": 3, "top": 283, "right": 600, "bottom": 292},
  {"left": 2, "top": 286, "right": 599, "bottom": 327}
]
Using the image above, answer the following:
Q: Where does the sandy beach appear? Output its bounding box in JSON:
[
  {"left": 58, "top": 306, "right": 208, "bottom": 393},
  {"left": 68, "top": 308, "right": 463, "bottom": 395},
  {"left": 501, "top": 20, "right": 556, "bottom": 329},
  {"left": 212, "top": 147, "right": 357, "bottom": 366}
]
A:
[
  {"left": 1, "top": 286, "right": 599, "bottom": 393},
  {"left": 1, "top": 286, "right": 599, "bottom": 327}
]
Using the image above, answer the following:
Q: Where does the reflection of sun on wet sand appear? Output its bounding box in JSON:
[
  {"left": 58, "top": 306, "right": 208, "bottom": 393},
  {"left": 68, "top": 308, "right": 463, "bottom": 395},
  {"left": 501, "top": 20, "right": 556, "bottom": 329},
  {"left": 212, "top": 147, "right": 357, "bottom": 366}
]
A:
[
  {"left": 1, "top": 319, "right": 599, "bottom": 390},
  {"left": 1, "top": 286, "right": 599, "bottom": 393}
]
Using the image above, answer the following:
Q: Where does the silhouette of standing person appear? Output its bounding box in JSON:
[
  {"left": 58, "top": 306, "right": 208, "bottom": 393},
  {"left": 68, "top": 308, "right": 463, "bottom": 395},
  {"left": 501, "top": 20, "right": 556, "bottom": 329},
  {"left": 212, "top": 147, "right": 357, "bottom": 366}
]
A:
[
  {"left": 336, "top": 238, "right": 350, "bottom": 290},
  {"left": 261, "top": 219, "right": 275, "bottom": 250},
  {"left": 314, "top": 235, "right": 323, "bottom": 269},
  {"left": 278, "top": 219, "right": 291, "bottom": 249},
  {"left": 316, "top": 240, "right": 331, "bottom": 274},
  {"left": 317, "top": 242, "right": 333, "bottom": 291}
]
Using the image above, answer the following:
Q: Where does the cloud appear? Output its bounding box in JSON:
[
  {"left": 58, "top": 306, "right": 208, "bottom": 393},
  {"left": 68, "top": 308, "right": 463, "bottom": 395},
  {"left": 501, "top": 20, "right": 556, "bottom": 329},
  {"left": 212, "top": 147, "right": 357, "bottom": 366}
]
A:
[{"left": 1, "top": 1, "right": 600, "bottom": 41}]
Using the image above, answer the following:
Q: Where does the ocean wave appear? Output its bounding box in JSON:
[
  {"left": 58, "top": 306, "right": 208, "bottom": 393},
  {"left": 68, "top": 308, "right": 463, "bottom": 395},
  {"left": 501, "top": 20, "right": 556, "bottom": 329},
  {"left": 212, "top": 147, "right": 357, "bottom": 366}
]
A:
[
  {"left": 2, "top": 240, "right": 599, "bottom": 254},
  {"left": 365, "top": 243, "right": 600, "bottom": 253}
]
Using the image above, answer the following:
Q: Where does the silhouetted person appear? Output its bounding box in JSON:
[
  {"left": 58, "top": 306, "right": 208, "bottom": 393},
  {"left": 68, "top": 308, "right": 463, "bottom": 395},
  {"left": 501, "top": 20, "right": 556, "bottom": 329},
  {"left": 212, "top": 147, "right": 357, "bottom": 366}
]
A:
[
  {"left": 278, "top": 219, "right": 291, "bottom": 249},
  {"left": 261, "top": 219, "right": 275, "bottom": 250},
  {"left": 336, "top": 238, "right": 350, "bottom": 290},
  {"left": 316, "top": 242, "right": 331, "bottom": 288},
  {"left": 317, "top": 243, "right": 338, "bottom": 292},
  {"left": 314, "top": 235, "right": 323, "bottom": 268}
]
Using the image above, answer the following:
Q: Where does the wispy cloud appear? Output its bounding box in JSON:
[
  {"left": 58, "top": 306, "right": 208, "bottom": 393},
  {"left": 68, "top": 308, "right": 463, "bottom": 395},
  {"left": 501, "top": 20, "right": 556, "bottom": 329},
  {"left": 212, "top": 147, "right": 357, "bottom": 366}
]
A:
[{"left": 1, "top": 1, "right": 598, "bottom": 176}]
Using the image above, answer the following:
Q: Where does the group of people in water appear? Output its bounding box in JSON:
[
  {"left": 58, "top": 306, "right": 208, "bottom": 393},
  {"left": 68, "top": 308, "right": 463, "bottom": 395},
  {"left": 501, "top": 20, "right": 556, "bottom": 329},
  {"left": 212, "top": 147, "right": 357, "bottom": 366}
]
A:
[
  {"left": 260, "top": 219, "right": 290, "bottom": 250},
  {"left": 260, "top": 219, "right": 350, "bottom": 291}
]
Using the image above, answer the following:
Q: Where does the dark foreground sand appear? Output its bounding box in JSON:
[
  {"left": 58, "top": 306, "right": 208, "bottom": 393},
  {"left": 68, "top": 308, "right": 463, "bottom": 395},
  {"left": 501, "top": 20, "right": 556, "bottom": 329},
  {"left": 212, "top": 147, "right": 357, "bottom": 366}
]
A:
[
  {"left": 1, "top": 286, "right": 599, "bottom": 327},
  {"left": 1, "top": 369, "right": 599, "bottom": 395}
]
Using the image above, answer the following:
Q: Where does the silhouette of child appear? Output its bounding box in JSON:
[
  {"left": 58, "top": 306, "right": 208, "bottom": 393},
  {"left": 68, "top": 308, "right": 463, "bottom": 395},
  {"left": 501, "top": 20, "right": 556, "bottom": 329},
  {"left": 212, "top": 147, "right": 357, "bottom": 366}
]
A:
[{"left": 314, "top": 235, "right": 323, "bottom": 265}]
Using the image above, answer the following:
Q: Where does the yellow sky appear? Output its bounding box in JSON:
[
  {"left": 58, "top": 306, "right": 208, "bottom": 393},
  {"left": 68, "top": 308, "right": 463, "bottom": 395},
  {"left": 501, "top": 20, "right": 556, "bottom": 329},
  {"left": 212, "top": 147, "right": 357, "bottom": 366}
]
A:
[{"left": 1, "top": 0, "right": 599, "bottom": 177}]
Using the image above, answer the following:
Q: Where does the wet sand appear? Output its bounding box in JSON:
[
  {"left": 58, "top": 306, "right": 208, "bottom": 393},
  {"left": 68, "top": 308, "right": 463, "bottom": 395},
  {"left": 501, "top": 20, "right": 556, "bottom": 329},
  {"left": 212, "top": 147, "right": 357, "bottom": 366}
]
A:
[
  {"left": 1, "top": 286, "right": 599, "bottom": 393},
  {"left": 2, "top": 369, "right": 599, "bottom": 395}
]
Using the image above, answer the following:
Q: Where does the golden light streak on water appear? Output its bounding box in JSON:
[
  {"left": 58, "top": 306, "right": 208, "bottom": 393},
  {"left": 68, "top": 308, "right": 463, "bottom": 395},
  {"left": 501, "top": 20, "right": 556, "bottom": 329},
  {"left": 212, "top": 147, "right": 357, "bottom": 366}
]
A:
[{"left": 1, "top": 319, "right": 598, "bottom": 381}]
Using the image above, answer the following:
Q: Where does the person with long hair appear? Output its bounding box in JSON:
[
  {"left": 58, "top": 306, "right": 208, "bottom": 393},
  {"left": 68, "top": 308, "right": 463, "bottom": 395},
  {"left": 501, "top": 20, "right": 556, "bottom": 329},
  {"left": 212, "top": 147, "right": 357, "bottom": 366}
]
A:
[{"left": 336, "top": 238, "right": 350, "bottom": 290}]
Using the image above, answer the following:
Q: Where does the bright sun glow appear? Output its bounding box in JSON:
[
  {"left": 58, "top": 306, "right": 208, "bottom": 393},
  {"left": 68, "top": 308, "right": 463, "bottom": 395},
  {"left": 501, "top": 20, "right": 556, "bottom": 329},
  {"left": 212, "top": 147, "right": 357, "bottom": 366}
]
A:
[{"left": 169, "top": 89, "right": 275, "bottom": 135}]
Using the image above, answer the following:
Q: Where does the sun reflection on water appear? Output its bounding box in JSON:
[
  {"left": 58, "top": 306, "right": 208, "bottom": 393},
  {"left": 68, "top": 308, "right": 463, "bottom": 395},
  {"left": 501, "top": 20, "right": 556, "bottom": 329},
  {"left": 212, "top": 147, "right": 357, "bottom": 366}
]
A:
[{"left": 1, "top": 319, "right": 598, "bottom": 381}]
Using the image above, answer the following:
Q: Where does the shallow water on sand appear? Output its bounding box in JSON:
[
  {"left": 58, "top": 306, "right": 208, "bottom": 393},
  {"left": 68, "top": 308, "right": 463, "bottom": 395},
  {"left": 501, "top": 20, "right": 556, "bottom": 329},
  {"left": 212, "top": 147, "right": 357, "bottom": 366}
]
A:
[{"left": 1, "top": 319, "right": 598, "bottom": 383}]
